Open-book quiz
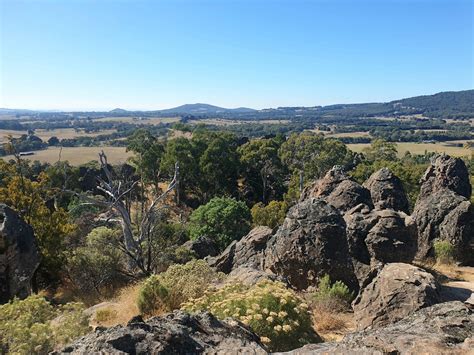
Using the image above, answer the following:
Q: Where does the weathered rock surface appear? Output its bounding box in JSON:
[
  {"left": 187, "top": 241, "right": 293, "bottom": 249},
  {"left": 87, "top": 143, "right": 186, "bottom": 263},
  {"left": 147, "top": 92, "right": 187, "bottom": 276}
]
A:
[
  {"left": 55, "top": 311, "right": 267, "bottom": 354},
  {"left": 353, "top": 263, "right": 441, "bottom": 330},
  {"left": 364, "top": 209, "right": 417, "bottom": 264},
  {"left": 413, "top": 155, "right": 474, "bottom": 264},
  {"left": 281, "top": 301, "right": 473, "bottom": 355},
  {"left": 301, "top": 166, "right": 373, "bottom": 213},
  {"left": 226, "top": 266, "right": 282, "bottom": 286},
  {"left": 207, "top": 226, "right": 272, "bottom": 273},
  {"left": 419, "top": 154, "right": 472, "bottom": 199},
  {"left": 343, "top": 205, "right": 417, "bottom": 287},
  {"left": 264, "top": 198, "right": 358, "bottom": 290},
  {"left": 0, "top": 204, "right": 40, "bottom": 304},
  {"left": 364, "top": 167, "right": 410, "bottom": 213},
  {"left": 183, "top": 236, "right": 219, "bottom": 259}
]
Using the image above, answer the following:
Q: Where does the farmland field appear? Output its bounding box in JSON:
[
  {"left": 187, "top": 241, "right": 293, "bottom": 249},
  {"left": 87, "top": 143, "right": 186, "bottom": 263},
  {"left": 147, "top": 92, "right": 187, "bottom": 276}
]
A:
[
  {"left": 348, "top": 141, "right": 473, "bottom": 157},
  {"left": 2, "top": 146, "right": 132, "bottom": 165},
  {"left": 93, "top": 116, "right": 180, "bottom": 124},
  {"left": 0, "top": 128, "right": 117, "bottom": 143},
  {"left": 326, "top": 131, "right": 371, "bottom": 138}
]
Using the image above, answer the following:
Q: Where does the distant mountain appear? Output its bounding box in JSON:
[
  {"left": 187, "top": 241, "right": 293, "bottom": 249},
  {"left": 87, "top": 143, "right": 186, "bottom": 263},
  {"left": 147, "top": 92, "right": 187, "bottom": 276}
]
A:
[
  {"left": 109, "top": 108, "right": 129, "bottom": 114},
  {"left": 0, "top": 108, "right": 36, "bottom": 114},
  {"left": 1, "top": 90, "right": 472, "bottom": 120},
  {"left": 391, "top": 90, "right": 474, "bottom": 118},
  {"left": 159, "top": 103, "right": 256, "bottom": 115}
]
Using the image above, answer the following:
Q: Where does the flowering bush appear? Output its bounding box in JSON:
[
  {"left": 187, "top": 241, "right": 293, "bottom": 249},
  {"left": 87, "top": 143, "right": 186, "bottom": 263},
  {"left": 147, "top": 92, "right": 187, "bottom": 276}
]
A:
[
  {"left": 181, "top": 280, "right": 319, "bottom": 352},
  {"left": 0, "top": 295, "right": 90, "bottom": 354}
]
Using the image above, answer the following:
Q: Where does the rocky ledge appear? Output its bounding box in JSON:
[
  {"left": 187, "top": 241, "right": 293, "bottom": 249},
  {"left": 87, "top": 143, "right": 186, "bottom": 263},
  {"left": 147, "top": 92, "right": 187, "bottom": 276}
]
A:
[
  {"left": 54, "top": 311, "right": 267, "bottom": 354},
  {"left": 282, "top": 301, "right": 474, "bottom": 354}
]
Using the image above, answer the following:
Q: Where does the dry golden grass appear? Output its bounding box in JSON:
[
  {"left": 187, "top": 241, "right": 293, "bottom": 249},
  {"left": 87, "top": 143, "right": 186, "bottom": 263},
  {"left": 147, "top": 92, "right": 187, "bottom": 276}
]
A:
[
  {"left": 94, "top": 116, "right": 180, "bottom": 124},
  {"left": 94, "top": 308, "right": 118, "bottom": 323},
  {"left": 35, "top": 128, "right": 117, "bottom": 140},
  {"left": 188, "top": 118, "right": 289, "bottom": 126},
  {"left": 2, "top": 146, "right": 132, "bottom": 165},
  {"left": 326, "top": 131, "right": 371, "bottom": 138},
  {"left": 90, "top": 283, "right": 143, "bottom": 327},
  {"left": 348, "top": 141, "right": 473, "bottom": 157},
  {"left": 311, "top": 305, "right": 354, "bottom": 342}
]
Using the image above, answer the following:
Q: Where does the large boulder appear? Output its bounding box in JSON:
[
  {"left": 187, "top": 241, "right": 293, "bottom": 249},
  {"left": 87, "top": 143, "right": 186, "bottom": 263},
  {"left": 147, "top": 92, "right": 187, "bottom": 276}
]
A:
[
  {"left": 419, "top": 154, "right": 471, "bottom": 198},
  {"left": 352, "top": 263, "right": 441, "bottom": 330},
  {"left": 183, "top": 236, "right": 219, "bottom": 259},
  {"left": 264, "top": 198, "right": 358, "bottom": 290},
  {"left": 207, "top": 226, "right": 272, "bottom": 274},
  {"left": 364, "top": 209, "right": 417, "bottom": 264},
  {"left": 281, "top": 301, "right": 473, "bottom": 354},
  {"left": 301, "top": 166, "right": 373, "bottom": 213},
  {"left": 0, "top": 204, "right": 40, "bottom": 304},
  {"left": 363, "top": 167, "right": 410, "bottom": 213},
  {"left": 55, "top": 311, "right": 267, "bottom": 354},
  {"left": 413, "top": 155, "right": 474, "bottom": 264},
  {"left": 343, "top": 205, "right": 417, "bottom": 285}
]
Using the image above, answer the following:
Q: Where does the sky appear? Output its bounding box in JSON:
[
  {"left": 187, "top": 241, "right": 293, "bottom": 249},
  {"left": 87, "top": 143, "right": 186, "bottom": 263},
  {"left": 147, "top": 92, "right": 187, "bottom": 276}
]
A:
[{"left": 0, "top": 0, "right": 472, "bottom": 111}]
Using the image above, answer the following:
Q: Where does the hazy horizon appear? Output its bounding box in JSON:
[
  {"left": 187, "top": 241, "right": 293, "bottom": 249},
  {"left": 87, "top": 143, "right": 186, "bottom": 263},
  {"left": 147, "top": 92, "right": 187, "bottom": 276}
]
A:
[
  {"left": 1, "top": 88, "right": 474, "bottom": 112},
  {"left": 1, "top": 0, "right": 472, "bottom": 111}
]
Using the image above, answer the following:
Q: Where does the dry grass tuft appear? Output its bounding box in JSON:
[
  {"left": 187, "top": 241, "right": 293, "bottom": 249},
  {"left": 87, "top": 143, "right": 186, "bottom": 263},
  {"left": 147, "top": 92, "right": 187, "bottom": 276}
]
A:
[
  {"left": 109, "top": 283, "right": 142, "bottom": 324},
  {"left": 94, "top": 308, "right": 118, "bottom": 324},
  {"left": 312, "top": 304, "right": 353, "bottom": 342}
]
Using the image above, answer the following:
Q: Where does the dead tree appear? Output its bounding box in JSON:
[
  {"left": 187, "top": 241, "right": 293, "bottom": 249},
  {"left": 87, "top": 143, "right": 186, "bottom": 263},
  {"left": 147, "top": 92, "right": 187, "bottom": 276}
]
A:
[{"left": 69, "top": 151, "right": 178, "bottom": 275}]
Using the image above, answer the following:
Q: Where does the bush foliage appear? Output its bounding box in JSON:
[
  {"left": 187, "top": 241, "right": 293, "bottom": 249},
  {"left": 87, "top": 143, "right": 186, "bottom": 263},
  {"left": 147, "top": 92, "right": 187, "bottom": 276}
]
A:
[
  {"left": 136, "top": 275, "right": 169, "bottom": 316},
  {"left": 188, "top": 197, "right": 251, "bottom": 250},
  {"left": 137, "top": 260, "right": 224, "bottom": 315},
  {"left": 312, "top": 275, "right": 354, "bottom": 311},
  {"left": 0, "top": 295, "right": 90, "bottom": 355},
  {"left": 66, "top": 227, "right": 128, "bottom": 302},
  {"left": 181, "top": 280, "right": 319, "bottom": 352},
  {"left": 433, "top": 239, "right": 456, "bottom": 264},
  {"left": 251, "top": 200, "right": 288, "bottom": 229}
]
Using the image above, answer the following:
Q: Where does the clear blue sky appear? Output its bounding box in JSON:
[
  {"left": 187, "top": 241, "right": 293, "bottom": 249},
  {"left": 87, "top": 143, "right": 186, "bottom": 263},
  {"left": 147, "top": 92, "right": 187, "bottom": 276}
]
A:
[{"left": 0, "top": 0, "right": 472, "bottom": 110}]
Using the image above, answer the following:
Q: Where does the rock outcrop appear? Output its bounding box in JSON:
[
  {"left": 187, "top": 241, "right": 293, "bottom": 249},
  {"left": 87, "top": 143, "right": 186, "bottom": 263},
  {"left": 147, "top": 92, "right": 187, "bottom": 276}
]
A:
[
  {"left": 207, "top": 226, "right": 272, "bottom": 273},
  {"left": 301, "top": 166, "right": 373, "bottom": 213},
  {"left": 413, "top": 155, "right": 474, "bottom": 264},
  {"left": 418, "top": 154, "right": 471, "bottom": 198},
  {"left": 363, "top": 167, "right": 410, "bottom": 213},
  {"left": 183, "top": 236, "right": 218, "bottom": 259},
  {"left": 56, "top": 311, "right": 267, "bottom": 354},
  {"left": 207, "top": 154, "right": 472, "bottom": 294},
  {"left": 264, "top": 198, "right": 358, "bottom": 290},
  {"left": 281, "top": 301, "right": 473, "bottom": 354},
  {"left": 0, "top": 204, "right": 40, "bottom": 304},
  {"left": 352, "top": 263, "right": 441, "bottom": 330}
]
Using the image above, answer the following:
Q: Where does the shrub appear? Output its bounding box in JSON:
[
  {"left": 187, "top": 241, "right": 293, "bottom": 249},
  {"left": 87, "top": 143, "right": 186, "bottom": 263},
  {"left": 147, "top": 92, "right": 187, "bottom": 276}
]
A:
[
  {"left": 66, "top": 227, "right": 128, "bottom": 303},
  {"left": 143, "top": 220, "right": 191, "bottom": 273},
  {"left": 189, "top": 197, "right": 251, "bottom": 250},
  {"left": 251, "top": 201, "right": 288, "bottom": 229},
  {"left": 158, "top": 259, "right": 225, "bottom": 309},
  {"left": 433, "top": 239, "right": 456, "bottom": 264},
  {"left": 136, "top": 275, "right": 169, "bottom": 316},
  {"left": 136, "top": 260, "right": 225, "bottom": 314},
  {"left": 0, "top": 295, "right": 90, "bottom": 354},
  {"left": 181, "top": 280, "right": 319, "bottom": 352},
  {"left": 312, "top": 275, "right": 354, "bottom": 312}
]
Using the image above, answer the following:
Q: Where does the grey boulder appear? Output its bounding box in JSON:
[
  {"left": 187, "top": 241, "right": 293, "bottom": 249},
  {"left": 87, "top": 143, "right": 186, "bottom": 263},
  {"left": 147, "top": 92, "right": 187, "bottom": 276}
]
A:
[{"left": 0, "top": 204, "right": 40, "bottom": 304}]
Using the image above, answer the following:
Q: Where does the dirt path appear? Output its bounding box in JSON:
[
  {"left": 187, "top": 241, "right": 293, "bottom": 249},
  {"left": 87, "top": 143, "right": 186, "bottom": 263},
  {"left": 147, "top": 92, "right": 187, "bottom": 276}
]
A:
[{"left": 438, "top": 266, "right": 474, "bottom": 303}]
